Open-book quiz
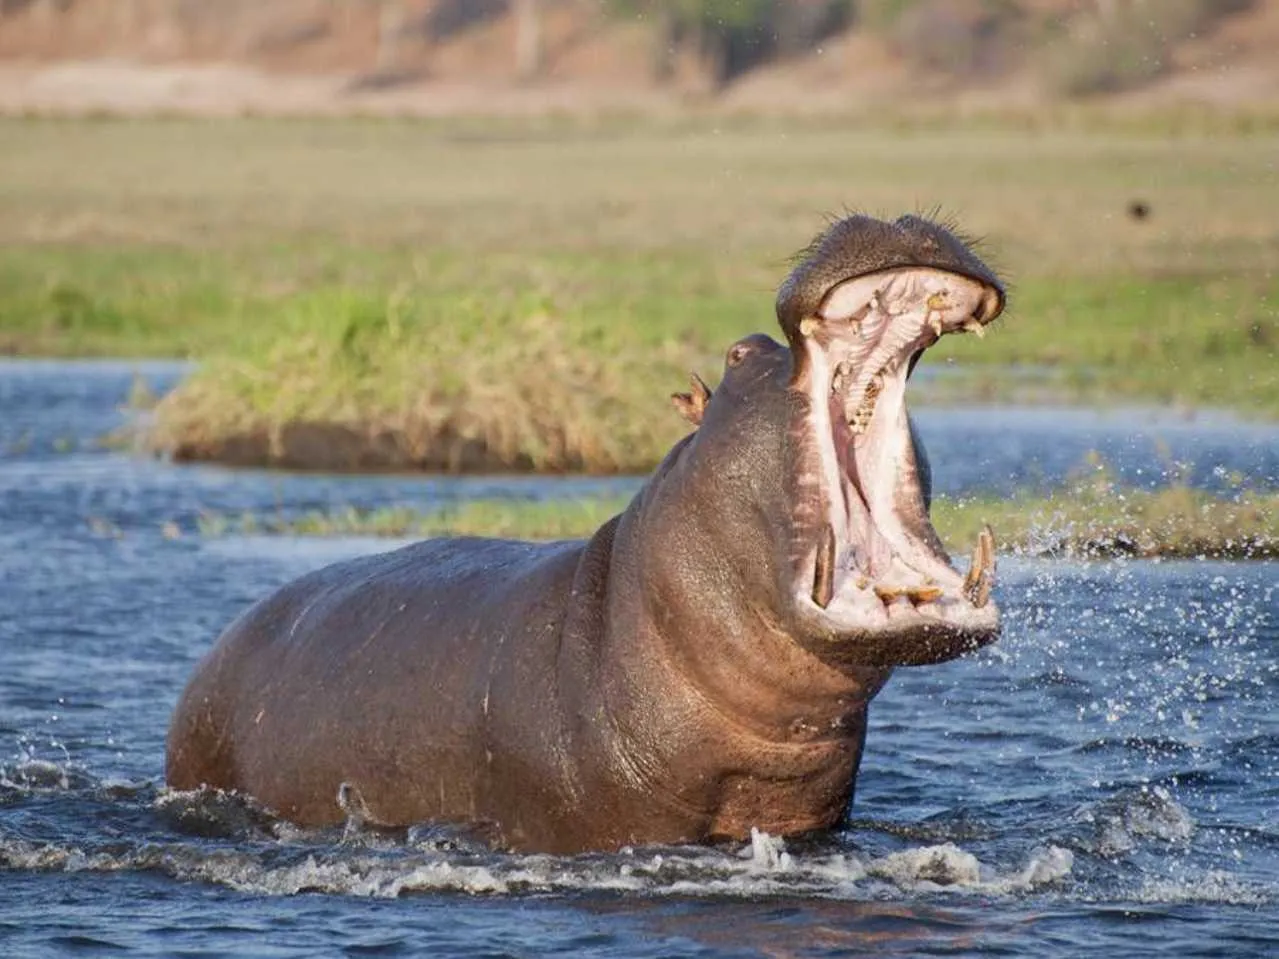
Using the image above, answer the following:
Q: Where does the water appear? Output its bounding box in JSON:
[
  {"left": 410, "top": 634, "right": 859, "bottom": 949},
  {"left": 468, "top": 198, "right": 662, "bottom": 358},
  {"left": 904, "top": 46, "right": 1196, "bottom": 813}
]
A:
[{"left": 1, "top": 360, "right": 1276, "bottom": 957}]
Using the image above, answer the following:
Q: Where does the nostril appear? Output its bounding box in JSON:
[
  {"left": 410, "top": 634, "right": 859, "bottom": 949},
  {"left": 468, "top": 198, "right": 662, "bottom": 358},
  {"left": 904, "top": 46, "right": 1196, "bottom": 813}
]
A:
[{"left": 978, "top": 286, "right": 1005, "bottom": 324}]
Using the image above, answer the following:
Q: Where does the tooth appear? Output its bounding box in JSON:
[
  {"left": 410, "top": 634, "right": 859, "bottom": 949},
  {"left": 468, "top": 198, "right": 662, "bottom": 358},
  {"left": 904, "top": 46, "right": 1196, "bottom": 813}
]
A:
[
  {"left": 872, "top": 585, "right": 942, "bottom": 606},
  {"left": 800, "top": 317, "right": 818, "bottom": 337},
  {"left": 929, "top": 313, "right": 945, "bottom": 337},
  {"left": 873, "top": 585, "right": 905, "bottom": 603},
  {"left": 832, "top": 361, "right": 851, "bottom": 394},
  {"left": 927, "top": 292, "right": 949, "bottom": 311},
  {"left": 812, "top": 524, "right": 835, "bottom": 609},
  {"left": 962, "top": 524, "right": 996, "bottom": 608},
  {"left": 963, "top": 319, "right": 986, "bottom": 338}
]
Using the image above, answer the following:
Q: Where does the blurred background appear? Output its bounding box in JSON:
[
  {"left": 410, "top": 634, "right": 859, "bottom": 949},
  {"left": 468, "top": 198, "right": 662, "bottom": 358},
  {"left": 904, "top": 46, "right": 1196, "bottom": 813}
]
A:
[
  {"left": 0, "top": 1, "right": 1276, "bottom": 481},
  {"left": 0, "top": 1, "right": 1277, "bottom": 113}
]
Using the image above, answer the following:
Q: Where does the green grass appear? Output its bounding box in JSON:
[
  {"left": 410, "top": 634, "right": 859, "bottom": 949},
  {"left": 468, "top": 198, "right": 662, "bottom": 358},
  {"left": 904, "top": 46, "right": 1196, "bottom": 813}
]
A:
[
  {"left": 1, "top": 118, "right": 1276, "bottom": 470},
  {"left": 183, "top": 483, "right": 1279, "bottom": 560},
  {"left": 130, "top": 264, "right": 1277, "bottom": 472},
  {"left": 940, "top": 273, "right": 1279, "bottom": 414},
  {"left": 5, "top": 247, "right": 1275, "bottom": 419},
  {"left": 195, "top": 496, "right": 634, "bottom": 542},
  {"left": 932, "top": 487, "right": 1278, "bottom": 560}
]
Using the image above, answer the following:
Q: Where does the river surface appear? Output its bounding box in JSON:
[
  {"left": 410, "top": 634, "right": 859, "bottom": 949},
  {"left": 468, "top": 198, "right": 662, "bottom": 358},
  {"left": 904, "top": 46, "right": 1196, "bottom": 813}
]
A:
[{"left": 1, "top": 360, "right": 1276, "bottom": 957}]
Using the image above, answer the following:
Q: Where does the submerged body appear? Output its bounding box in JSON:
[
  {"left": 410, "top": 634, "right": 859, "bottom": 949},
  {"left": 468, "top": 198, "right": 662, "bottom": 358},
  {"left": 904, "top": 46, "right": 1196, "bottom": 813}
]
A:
[
  {"left": 168, "top": 504, "right": 887, "bottom": 853},
  {"left": 168, "top": 214, "right": 1007, "bottom": 854}
]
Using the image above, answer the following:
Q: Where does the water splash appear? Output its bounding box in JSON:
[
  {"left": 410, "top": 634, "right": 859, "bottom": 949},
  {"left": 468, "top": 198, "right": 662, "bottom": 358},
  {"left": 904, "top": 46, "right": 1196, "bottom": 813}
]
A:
[
  {"left": 0, "top": 823, "right": 1074, "bottom": 902},
  {"left": 1074, "top": 786, "right": 1195, "bottom": 857}
]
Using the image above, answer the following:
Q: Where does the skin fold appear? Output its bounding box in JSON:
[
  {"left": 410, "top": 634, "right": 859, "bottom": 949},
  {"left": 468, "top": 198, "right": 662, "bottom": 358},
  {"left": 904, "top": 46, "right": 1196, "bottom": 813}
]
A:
[{"left": 166, "top": 213, "right": 1007, "bottom": 854}]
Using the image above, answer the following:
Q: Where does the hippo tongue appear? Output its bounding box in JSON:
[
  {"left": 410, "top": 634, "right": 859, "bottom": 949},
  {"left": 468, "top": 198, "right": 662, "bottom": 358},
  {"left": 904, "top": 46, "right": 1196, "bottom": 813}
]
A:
[{"left": 798, "top": 267, "right": 999, "bottom": 621}]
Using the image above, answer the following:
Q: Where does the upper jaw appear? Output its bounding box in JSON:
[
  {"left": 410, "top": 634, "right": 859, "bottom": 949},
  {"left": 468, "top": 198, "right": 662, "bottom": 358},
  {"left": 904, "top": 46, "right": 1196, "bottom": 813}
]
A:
[{"left": 787, "top": 267, "right": 1001, "bottom": 665}]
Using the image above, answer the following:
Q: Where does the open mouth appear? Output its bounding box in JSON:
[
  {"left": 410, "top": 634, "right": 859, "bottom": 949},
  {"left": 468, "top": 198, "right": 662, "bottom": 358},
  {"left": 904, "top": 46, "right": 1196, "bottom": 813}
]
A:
[{"left": 794, "top": 267, "right": 1002, "bottom": 650}]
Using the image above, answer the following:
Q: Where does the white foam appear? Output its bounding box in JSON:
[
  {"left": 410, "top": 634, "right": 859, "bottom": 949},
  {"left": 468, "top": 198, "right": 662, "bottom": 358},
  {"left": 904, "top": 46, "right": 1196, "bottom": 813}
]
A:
[
  {"left": 0, "top": 758, "right": 96, "bottom": 793},
  {"left": 745, "top": 826, "right": 794, "bottom": 872},
  {"left": 1002, "top": 845, "right": 1076, "bottom": 892},
  {"left": 0, "top": 826, "right": 1079, "bottom": 902},
  {"left": 870, "top": 842, "right": 983, "bottom": 887}
]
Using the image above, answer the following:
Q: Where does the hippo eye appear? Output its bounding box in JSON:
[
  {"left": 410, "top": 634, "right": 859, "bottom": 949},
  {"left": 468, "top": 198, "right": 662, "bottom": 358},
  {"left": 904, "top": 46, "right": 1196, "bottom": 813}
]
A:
[{"left": 726, "top": 343, "right": 752, "bottom": 368}]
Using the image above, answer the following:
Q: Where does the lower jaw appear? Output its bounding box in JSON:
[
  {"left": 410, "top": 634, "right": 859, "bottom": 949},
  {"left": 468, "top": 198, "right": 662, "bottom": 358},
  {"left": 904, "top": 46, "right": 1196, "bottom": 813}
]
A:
[
  {"left": 801, "top": 611, "right": 1000, "bottom": 668},
  {"left": 806, "top": 516, "right": 997, "bottom": 627},
  {"left": 798, "top": 509, "right": 999, "bottom": 664},
  {"left": 804, "top": 427, "right": 998, "bottom": 642}
]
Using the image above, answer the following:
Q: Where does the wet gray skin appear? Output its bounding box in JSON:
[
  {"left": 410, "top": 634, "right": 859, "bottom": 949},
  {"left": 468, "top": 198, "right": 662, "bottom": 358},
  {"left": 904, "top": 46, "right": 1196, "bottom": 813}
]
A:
[{"left": 167, "top": 213, "right": 1007, "bottom": 854}]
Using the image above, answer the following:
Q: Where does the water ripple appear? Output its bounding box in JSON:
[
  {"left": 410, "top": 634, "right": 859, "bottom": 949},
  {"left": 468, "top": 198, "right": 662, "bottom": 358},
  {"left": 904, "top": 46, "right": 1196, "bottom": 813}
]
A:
[{"left": 1, "top": 361, "right": 1277, "bottom": 957}]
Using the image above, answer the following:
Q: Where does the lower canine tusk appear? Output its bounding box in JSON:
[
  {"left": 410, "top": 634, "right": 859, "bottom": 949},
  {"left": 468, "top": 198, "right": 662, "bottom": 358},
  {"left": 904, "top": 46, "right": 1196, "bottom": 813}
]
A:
[
  {"left": 812, "top": 525, "right": 835, "bottom": 609},
  {"left": 963, "top": 525, "right": 996, "bottom": 608}
]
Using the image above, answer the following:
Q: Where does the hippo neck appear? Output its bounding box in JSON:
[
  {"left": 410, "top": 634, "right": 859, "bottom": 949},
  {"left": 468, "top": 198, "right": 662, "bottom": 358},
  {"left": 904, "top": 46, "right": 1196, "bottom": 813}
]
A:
[
  {"left": 577, "top": 449, "right": 890, "bottom": 840},
  {"left": 635, "top": 431, "right": 886, "bottom": 737},
  {"left": 649, "top": 589, "right": 883, "bottom": 745}
]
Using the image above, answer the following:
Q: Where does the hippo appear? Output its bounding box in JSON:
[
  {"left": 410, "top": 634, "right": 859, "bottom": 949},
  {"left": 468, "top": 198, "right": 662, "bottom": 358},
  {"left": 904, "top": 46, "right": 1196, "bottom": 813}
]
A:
[{"left": 167, "top": 213, "right": 1006, "bottom": 854}]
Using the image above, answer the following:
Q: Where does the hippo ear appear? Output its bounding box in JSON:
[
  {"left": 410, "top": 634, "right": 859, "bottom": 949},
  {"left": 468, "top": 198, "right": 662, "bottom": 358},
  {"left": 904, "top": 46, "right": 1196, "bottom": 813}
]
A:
[{"left": 670, "top": 372, "right": 712, "bottom": 426}]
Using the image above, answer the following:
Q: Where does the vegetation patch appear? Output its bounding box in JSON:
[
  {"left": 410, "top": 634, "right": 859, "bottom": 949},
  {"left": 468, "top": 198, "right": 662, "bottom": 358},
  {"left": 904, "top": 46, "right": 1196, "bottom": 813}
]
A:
[
  {"left": 2, "top": 119, "right": 1276, "bottom": 471},
  {"left": 189, "top": 482, "right": 1279, "bottom": 561},
  {"left": 933, "top": 480, "right": 1278, "bottom": 561},
  {"left": 126, "top": 260, "right": 1277, "bottom": 473},
  {"left": 145, "top": 301, "right": 706, "bottom": 473},
  {"left": 135, "top": 252, "right": 752, "bottom": 473},
  {"left": 133, "top": 259, "right": 1276, "bottom": 473},
  {"left": 195, "top": 496, "right": 634, "bottom": 542}
]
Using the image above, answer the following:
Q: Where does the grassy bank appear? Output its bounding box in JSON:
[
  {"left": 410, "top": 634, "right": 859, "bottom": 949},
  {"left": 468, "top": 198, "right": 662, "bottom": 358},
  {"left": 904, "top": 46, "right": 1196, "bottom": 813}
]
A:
[
  {"left": 1, "top": 118, "right": 1276, "bottom": 470},
  {"left": 140, "top": 265, "right": 1279, "bottom": 472},
  {"left": 185, "top": 484, "right": 1279, "bottom": 560}
]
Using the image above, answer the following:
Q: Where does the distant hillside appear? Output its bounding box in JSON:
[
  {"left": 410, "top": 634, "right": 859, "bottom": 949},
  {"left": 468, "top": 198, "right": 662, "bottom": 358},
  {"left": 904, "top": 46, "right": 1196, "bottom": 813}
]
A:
[{"left": 0, "top": 0, "right": 1276, "bottom": 116}]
